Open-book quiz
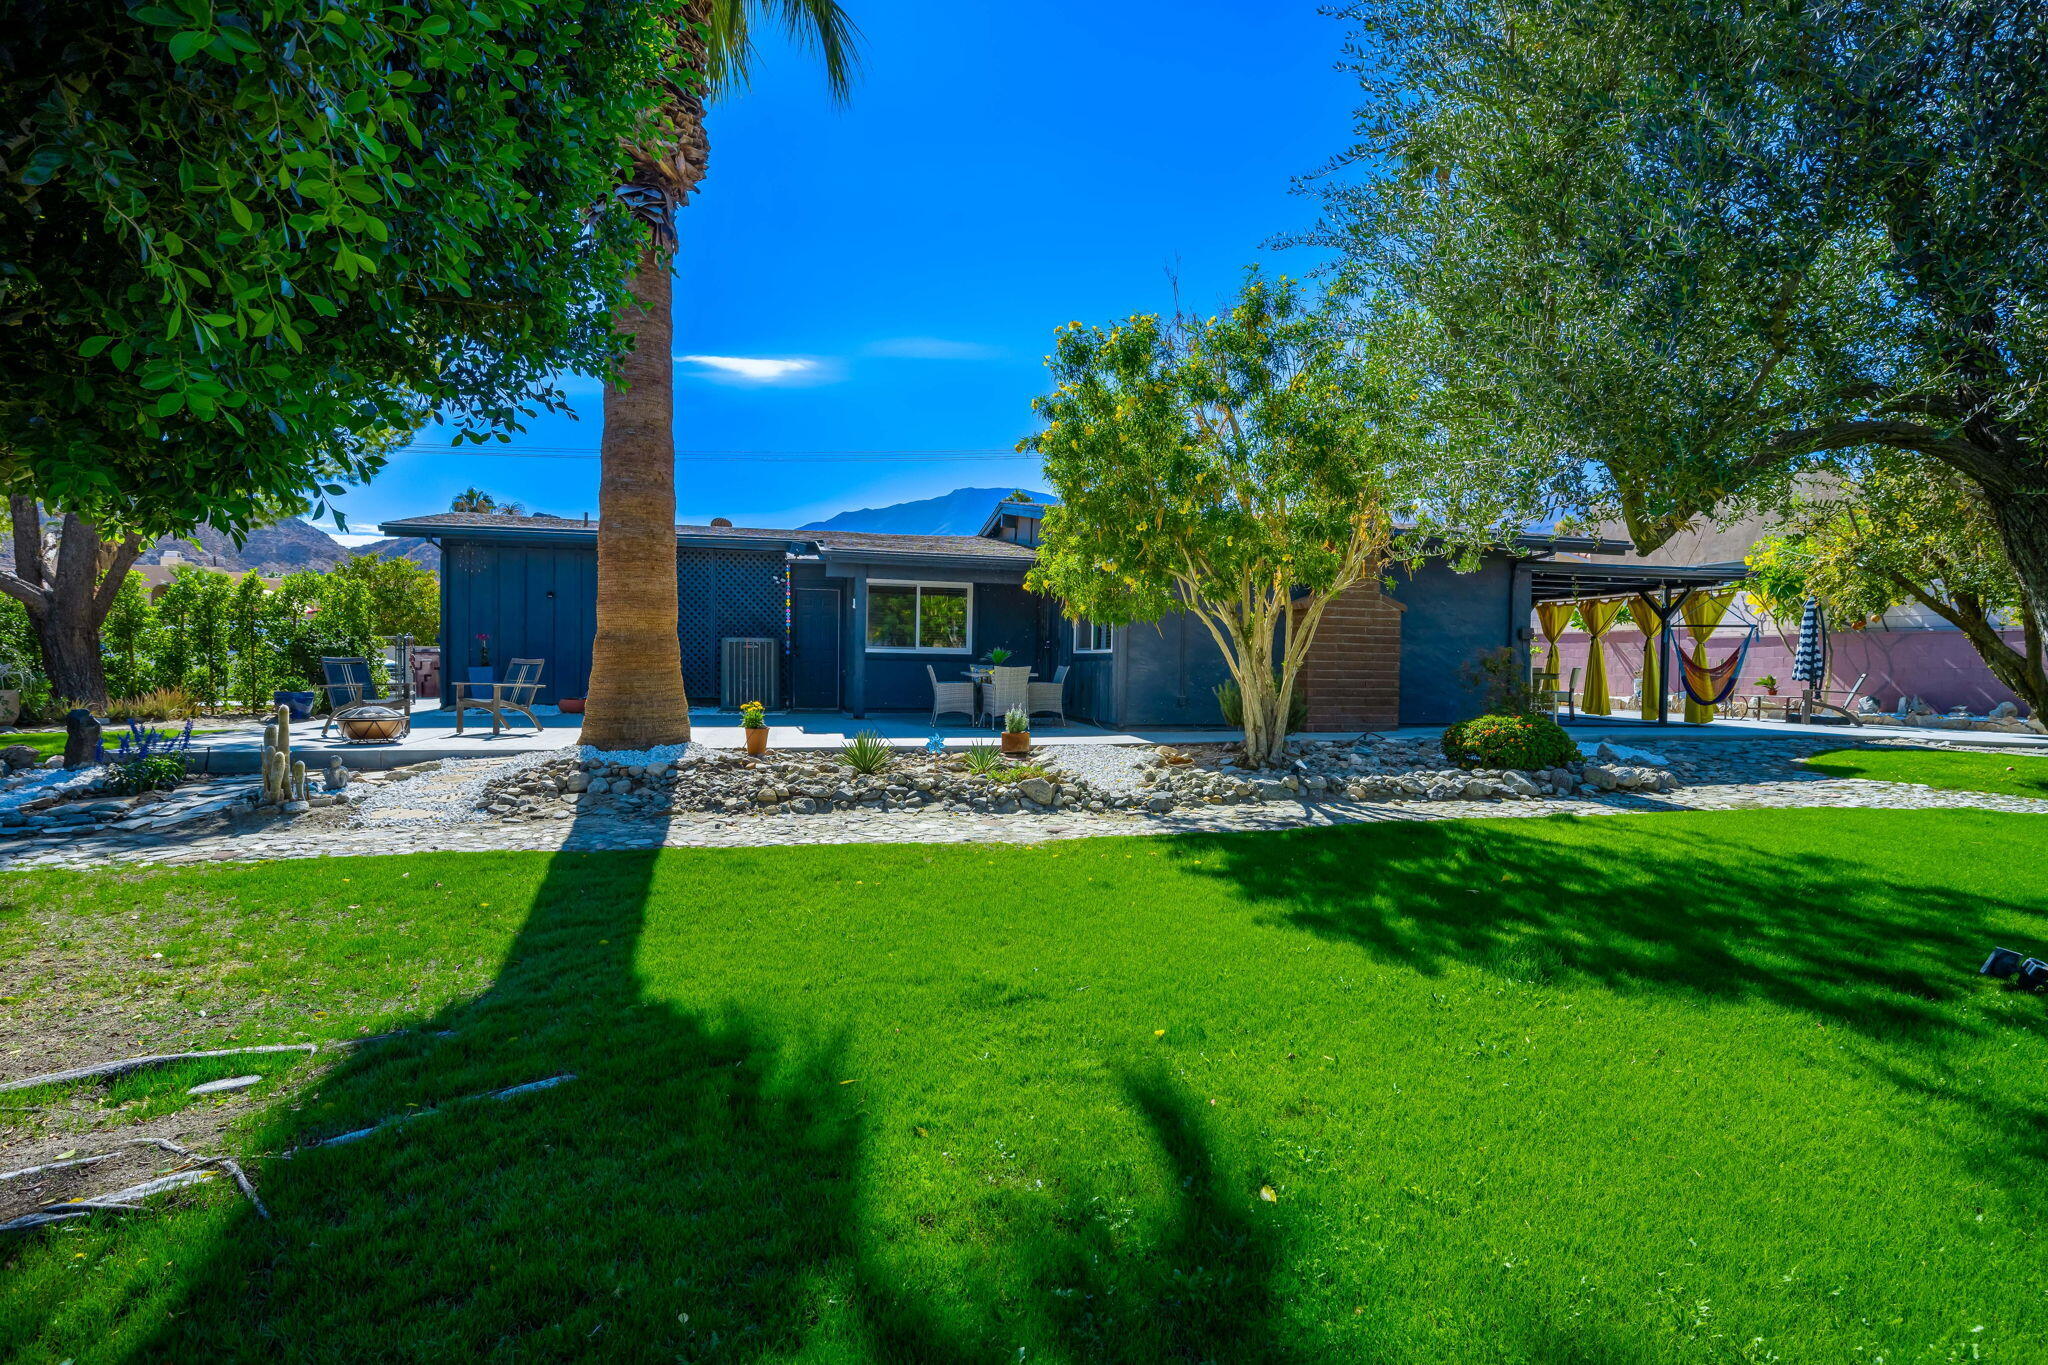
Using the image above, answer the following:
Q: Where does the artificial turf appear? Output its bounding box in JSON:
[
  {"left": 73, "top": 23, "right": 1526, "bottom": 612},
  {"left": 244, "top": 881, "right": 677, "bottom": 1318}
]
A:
[
  {"left": 2, "top": 809, "right": 2045, "bottom": 1363},
  {"left": 1804, "top": 744, "right": 2048, "bottom": 799}
]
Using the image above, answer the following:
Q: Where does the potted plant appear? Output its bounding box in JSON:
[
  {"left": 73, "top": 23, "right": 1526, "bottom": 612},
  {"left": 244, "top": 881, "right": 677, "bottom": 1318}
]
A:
[
  {"left": 740, "top": 699, "right": 769, "bottom": 755},
  {"left": 468, "top": 633, "right": 494, "bottom": 688},
  {"left": 985, "top": 646, "right": 1012, "bottom": 668},
  {"left": 999, "top": 705, "right": 1031, "bottom": 755},
  {"left": 1755, "top": 674, "right": 1779, "bottom": 696}
]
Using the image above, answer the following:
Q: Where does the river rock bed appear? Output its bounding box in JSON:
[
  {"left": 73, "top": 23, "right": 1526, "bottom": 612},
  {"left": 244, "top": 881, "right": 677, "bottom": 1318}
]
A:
[
  {"left": 471, "top": 735, "right": 1687, "bottom": 822},
  {"left": 473, "top": 747, "right": 1164, "bottom": 819},
  {"left": 1130, "top": 734, "right": 1679, "bottom": 806}
]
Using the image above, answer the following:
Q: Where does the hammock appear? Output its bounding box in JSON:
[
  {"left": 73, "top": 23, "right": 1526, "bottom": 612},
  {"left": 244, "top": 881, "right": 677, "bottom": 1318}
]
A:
[{"left": 1674, "top": 626, "right": 1757, "bottom": 707}]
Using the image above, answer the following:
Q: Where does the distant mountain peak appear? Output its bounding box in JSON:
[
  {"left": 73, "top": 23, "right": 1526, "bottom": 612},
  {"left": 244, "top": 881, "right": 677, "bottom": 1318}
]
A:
[{"left": 800, "top": 486, "right": 1054, "bottom": 537}]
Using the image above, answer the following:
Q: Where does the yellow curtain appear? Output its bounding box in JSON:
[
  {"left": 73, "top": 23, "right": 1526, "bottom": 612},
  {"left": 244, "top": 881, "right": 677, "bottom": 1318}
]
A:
[
  {"left": 1626, "top": 594, "right": 1664, "bottom": 721},
  {"left": 1679, "top": 590, "right": 1737, "bottom": 723},
  {"left": 1534, "top": 601, "right": 1574, "bottom": 682},
  {"left": 1577, "top": 599, "right": 1624, "bottom": 716}
]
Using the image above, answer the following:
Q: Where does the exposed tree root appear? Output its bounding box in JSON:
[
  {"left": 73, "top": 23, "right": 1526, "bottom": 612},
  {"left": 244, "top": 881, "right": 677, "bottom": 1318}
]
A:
[
  {"left": 0, "top": 1044, "right": 320, "bottom": 1094},
  {"left": 315, "top": 1073, "right": 577, "bottom": 1148},
  {"left": 0, "top": 1136, "right": 269, "bottom": 1234}
]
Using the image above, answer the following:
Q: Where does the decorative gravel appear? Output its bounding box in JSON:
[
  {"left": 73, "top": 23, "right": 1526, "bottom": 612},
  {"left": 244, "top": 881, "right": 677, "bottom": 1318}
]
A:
[
  {"left": 1041, "top": 744, "right": 1155, "bottom": 799},
  {"left": 350, "top": 749, "right": 566, "bottom": 826}
]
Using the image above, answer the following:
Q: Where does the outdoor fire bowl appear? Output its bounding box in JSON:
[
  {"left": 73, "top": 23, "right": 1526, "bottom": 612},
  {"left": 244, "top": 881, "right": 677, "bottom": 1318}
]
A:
[{"left": 338, "top": 707, "right": 406, "bottom": 743}]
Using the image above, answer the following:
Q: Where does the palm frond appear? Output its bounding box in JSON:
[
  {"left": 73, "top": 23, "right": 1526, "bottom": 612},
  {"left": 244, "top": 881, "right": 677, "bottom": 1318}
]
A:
[{"left": 702, "top": 0, "right": 862, "bottom": 102}]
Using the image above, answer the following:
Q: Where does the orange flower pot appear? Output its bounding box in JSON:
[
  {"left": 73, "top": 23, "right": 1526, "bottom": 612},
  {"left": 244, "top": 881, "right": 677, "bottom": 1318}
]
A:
[
  {"left": 744, "top": 727, "right": 769, "bottom": 756},
  {"left": 1000, "top": 731, "right": 1030, "bottom": 756}
]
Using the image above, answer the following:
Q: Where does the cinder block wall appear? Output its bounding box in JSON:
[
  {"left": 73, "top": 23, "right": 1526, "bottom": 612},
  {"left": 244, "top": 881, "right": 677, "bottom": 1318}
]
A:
[{"left": 1298, "top": 584, "right": 1404, "bottom": 731}]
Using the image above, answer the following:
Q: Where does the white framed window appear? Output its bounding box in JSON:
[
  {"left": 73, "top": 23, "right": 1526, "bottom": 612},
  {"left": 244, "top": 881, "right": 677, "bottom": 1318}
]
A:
[
  {"left": 1073, "top": 616, "right": 1114, "bottom": 654},
  {"left": 867, "top": 581, "right": 973, "bottom": 653}
]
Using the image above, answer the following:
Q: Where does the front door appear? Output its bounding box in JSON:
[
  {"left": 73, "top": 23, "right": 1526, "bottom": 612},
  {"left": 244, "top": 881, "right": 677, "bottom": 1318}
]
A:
[{"left": 790, "top": 586, "right": 841, "bottom": 709}]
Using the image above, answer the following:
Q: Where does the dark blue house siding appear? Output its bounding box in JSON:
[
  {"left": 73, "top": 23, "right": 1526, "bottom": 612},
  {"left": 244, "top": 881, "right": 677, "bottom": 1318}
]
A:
[
  {"left": 675, "top": 546, "right": 788, "bottom": 700},
  {"left": 855, "top": 580, "right": 1044, "bottom": 712},
  {"left": 442, "top": 537, "right": 789, "bottom": 706},
  {"left": 428, "top": 524, "right": 1534, "bottom": 730},
  {"left": 443, "top": 539, "right": 598, "bottom": 703},
  {"left": 1386, "top": 556, "right": 1523, "bottom": 725}
]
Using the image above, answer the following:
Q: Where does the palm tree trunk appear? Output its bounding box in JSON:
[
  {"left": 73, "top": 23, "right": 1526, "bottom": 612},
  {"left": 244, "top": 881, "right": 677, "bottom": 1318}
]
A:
[{"left": 581, "top": 246, "right": 691, "bottom": 750}]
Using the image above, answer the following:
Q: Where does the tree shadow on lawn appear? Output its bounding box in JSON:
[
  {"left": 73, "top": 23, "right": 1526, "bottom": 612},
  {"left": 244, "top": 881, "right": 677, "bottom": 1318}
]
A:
[
  {"left": 97, "top": 814, "right": 1305, "bottom": 1363},
  {"left": 118, "top": 813, "right": 864, "bottom": 1362},
  {"left": 1164, "top": 814, "right": 2045, "bottom": 1041},
  {"left": 858, "top": 1063, "right": 1299, "bottom": 1365}
]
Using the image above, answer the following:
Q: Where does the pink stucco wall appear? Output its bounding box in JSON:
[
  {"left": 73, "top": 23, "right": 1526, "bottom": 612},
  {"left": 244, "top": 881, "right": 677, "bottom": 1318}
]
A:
[{"left": 1543, "top": 625, "right": 2031, "bottom": 715}]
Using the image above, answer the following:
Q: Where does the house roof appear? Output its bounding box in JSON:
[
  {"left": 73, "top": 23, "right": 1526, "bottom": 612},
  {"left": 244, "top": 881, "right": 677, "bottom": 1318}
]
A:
[
  {"left": 378, "top": 512, "right": 1634, "bottom": 572},
  {"left": 376, "top": 511, "right": 1038, "bottom": 566}
]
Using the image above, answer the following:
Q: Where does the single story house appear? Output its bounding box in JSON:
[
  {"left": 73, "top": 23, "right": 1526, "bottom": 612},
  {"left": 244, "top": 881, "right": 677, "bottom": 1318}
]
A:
[{"left": 378, "top": 508, "right": 1662, "bottom": 730}]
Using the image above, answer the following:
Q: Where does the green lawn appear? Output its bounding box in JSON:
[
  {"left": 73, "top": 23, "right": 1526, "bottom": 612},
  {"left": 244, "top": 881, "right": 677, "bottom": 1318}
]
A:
[
  {"left": 3, "top": 810, "right": 2046, "bottom": 1363},
  {"left": 4, "top": 727, "right": 226, "bottom": 760},
  {"left": 1804, "top": 744, "right": 2048, "bottom": 798}
]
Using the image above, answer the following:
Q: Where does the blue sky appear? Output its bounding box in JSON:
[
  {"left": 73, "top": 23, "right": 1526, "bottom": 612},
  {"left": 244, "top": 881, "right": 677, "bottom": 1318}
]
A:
[{"left": 331, "top": 1, "right": 1360, "bottom": 542}]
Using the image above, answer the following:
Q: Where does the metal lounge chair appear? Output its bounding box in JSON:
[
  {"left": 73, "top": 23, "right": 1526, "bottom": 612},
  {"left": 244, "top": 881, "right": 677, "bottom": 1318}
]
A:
[
  {"left": 928, "top": 665, "right": 976, "bottom": 726},
  {"left": 1027, "top": 664, "right": 1069, "bottom": 726},
  {"left": 320, "top": 656, "right": 413, "bottom": 740},
  {"left": 454, "top": 657, "right": 547, "bottom": 735},
  {"left": 983, "top": 665, "right": 1031, "bottom": 729}
]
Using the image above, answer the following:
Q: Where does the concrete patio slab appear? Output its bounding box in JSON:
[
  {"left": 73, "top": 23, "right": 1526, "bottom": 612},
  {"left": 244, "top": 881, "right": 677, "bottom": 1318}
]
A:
[{"left": 143, "top": 701, "right": 2048, "bottom": 774}]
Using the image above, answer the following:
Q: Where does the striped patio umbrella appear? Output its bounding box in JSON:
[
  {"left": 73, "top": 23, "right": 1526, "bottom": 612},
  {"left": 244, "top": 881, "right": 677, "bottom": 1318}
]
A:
[{"left": 1792, "top": 598, "right": 1828, "bottom": 687}]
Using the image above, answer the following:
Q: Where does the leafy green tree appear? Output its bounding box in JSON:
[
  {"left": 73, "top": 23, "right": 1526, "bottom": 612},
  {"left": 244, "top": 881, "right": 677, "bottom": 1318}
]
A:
[
  {"left": 225, "top": 571, "right": 278, "bottom": 709},
  {"left": 1746, "top": 460, "right": 2046, "bottom": 715},
  {"left": 1, "top": 0, "right": 688, "bottom": 540},
  {"left": 100, "top": 571, "right": 159, "bottom": 700},
  {"left": 1310, "top": 0, "right": 2048, "bottom": 646},
  {"left": 153, "top": 567, "right": 233, "bottom": 706},
  {"left": 331, "top": 554, "right": 440, "bottom": 642},
  {"left": 1025, "top": 276, "right": 1500, "bottom": 767}
]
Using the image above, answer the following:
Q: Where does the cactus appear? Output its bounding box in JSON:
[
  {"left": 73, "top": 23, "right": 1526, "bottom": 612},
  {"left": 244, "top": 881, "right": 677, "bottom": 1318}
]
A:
[{"left": 260, "top": 704, "right": 307, "bottom": 806}]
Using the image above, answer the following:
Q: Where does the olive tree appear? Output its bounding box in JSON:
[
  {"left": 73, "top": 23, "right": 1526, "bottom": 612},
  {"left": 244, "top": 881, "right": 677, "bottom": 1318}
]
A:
[
  {"left": 1307, "top": 0, "right": 2048, "bottom": 648},
  {"left": 1026, "top": 276, "right": 1507, "bottom": 767}
]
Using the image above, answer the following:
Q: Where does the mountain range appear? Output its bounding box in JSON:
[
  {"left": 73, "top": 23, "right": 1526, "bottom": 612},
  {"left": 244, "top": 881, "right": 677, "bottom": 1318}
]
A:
[
  {"left": 800, "top": 486, "right": 1053, "bottom": 537},
  {"left": 133, "top": 520, "right": 439, "bottom": 575}
]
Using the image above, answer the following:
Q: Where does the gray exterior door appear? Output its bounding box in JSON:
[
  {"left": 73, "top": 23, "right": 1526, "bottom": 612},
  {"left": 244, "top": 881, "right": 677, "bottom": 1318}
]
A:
[{"left": 790, "top": 586, "right": 841, "bottom": 709}]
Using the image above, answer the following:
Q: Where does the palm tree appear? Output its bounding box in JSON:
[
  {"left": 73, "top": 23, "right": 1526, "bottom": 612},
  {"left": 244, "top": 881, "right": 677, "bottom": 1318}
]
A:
[{"left": 581, "top": 1, "right": 860, "bottom": 751}]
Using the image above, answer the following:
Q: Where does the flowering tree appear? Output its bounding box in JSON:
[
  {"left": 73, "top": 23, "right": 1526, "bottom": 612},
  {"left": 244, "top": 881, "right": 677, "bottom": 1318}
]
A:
[{"left": 1026, "top": 276, "right": 1512, "bottom": 767}]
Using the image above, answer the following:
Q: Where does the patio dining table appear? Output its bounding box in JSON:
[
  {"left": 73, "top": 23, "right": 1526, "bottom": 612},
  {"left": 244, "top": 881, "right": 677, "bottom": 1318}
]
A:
[{"left": 963, "top": 667, "right": 1037, "bottom": 726}]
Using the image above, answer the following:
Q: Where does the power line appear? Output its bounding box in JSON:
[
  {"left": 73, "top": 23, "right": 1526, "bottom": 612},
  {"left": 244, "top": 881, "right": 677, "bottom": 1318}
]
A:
[{"left": 388, "top": 445, "right": 1036, "bottom": 463}]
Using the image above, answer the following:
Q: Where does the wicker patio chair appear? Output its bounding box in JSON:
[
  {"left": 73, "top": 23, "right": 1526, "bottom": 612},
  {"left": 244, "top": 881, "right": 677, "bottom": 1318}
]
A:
[
  {"left": 319, "top": 656, "right": 413, "bottom": 740},
  {"left": 453, "top": 657, "right": 547, "bottom": 735},
  {"left": 1026, "top": 664, "right": 1069, "bottom": 726},
  {"left": 983, "top": 665, "right": 1031, "bottom": 729},
  {"left": 928, "top": 665, "right": 976, "bottom": 726}
]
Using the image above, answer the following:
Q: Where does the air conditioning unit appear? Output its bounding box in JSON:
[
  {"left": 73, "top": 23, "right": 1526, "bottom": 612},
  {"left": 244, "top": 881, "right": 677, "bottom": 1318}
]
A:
[{"left": 719, "top": 637, "right": 780, "bottom": 711}]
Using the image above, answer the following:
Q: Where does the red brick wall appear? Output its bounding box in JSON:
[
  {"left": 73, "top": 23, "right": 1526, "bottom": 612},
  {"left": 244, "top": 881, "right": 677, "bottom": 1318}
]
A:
[{"left": 1296, "top": 583, "right": 1404, "bottom": 731}]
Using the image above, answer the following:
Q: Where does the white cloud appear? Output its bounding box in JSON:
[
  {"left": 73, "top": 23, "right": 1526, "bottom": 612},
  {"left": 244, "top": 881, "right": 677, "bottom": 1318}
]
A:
[
  {"left": 675, "top": 354, "right": 837, "bottom": 385},
  {"left": 863, "top": 337, "right": 1003, "bottom": 361}
]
